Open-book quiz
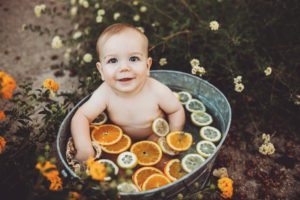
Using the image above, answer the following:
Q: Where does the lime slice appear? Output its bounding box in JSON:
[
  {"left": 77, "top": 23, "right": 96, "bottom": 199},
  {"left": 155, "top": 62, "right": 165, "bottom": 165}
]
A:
[
  {"left": 91, "top": 112, "right": 108, "bottom": 126},
  {"left": 181, "top": 154, "right": 205, "bottom": 173},
  {"left": 196, "top": 140, "right": 217, "bottom": 158},
  {"left": 97, "top": 159, "right": 119, "bottom": 181},
  {"left": 117, "top": 151, "right": 138, "bottom": 169},
  {"left": 178, "top": 91, "right": 192, "bottom": 105},
  {"left": 191, "top": 112, "right": 213, "bottom": 126},
  {"left": 157, "top": 137, "right": 178, "bottom": 156},
  {"left": 200, "top": 126, "right": 221, "bottom": 143},
  {"left": 152, "top": 118, "right": 169, "bottom": 136},
  {"left": 117, "top": 182, "right": 139, "bottom": 193},
  {"left": 185, "top": 99, "right": 206, "bottom": 113}
]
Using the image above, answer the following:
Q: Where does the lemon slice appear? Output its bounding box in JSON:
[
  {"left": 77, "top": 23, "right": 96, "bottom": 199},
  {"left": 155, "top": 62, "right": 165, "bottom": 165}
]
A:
[
  {"left": 196, "top": 140, "right": 217, "bottom": 158},
  {"left": 185, "top": 99, "right": 206, "bottom": 113},
  {"left": 200, "top": 126, "right": 221, "bottom": 143},
  {"left": 152, "top": 118, "right": 169, "bottom": 136},
  {"left": 117, "top": 182, "right": 139, "bottom": 193},
  {"left": 181, "top": 154, "right": 205, "bottom": 173},
  {"left": 91, "top": 112, "right": 108, "bottom": 126},
  {"left": 157, "top": 137, "right": 178, "bottom": 156},
  {"left": 178, "top": 91, "right": 192, "bottom": 105},
  {"left": 117, "top": 151, "right": 138, "bottom": 169},
  {"left": 191, "top": 112, "right": 213, "bottom": 126},
  {"left": 97, "top": 159, "right": 119, "bottom": 181}
]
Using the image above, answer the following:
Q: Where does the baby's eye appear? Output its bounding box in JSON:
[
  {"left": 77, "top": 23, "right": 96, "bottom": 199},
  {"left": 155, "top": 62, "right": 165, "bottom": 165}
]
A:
[
  {"left": 129, "top": 56, "right": 140, "bottom": 62},
  {"left": 107, "top": 58, "right": 118, "bottom": 64}
]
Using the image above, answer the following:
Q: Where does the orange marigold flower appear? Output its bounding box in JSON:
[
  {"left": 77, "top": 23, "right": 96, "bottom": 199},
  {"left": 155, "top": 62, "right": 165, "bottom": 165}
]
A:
[
  {"left": 49, "top": 176, "right": 63, "bottom": 191},
  {"left": 218, "top": 177, "right": 233, "bottom": 199},
  {"left": 36, "top": 161, "right": 63, "bottom": 191},
  {"left": 43, "top": 79, "right": 59, "bottom": 92},
  {"left": 0, "top": 71, "right": 16, "bottom": 99},
  {"left": 0, "top": 111, "right": 6, "bottom": 121},
  {"left": 69, "top": 191, "right": 80, "bottom": 200},
  {"left": 0, "top": 136, "right": 6, "bottom": 154},
  {"left": 86, "top": 157, "right": 106, "bottom": 181}
]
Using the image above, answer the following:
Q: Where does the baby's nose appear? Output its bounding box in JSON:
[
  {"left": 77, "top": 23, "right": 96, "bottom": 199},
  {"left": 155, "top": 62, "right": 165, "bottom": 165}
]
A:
[{"left": 119, "top": 63, "right": 131, "bottom": 72}]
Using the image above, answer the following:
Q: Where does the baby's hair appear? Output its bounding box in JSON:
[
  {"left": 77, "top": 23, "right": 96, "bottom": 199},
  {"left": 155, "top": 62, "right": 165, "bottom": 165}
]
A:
[{"left": 96, "top": 23, "right": 149, "bottom": 58}]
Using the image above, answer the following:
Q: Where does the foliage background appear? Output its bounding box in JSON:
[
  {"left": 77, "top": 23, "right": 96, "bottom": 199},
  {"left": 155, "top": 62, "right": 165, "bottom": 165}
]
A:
[{"left": 0, "top": 0, "right": 299, "bottom": 199}]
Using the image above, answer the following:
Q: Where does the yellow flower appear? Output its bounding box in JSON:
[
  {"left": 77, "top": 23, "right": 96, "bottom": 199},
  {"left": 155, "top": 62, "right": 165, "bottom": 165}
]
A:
[
  {"left": 51, "top": 36, "right": 63, "bottom": 49},
  {"left": 133, "top": 14, "right": 140, "bottom": 22},
  {"left": 209, "top": 20, "right": 220, "bottom": 31},
  {"left": 190, "top": 58, "right": 200, "bottom": 68},
  {"left": 262, "top": 133, "right": 270, "bottom": 143},
  {"left": 73, "top": 31, "right": 82, "bottom": 40},
  {"left": 69, "top": 191, "right": 80, "bottom": 200},
  {"left": 34, "top": 4, "right": 46, "bottom": 18},
  {"left": 96, "top": 15, "right": 103, "bottom": 23},
  {"left": 218, "top": 177, "right": 233, "bottom": 199},
  {"left": 133, "top": 1, "right": 139, "bottom": 6},
  {"left": 0, "top": 136, "right": 6, "bottom": 154},
  {"left": 43, "top": 79, "right": 59, "bottom": 92},
  {"left": 79, "top": 0, "right": 89, "bottom": 8},
  {"left": 83, "top": 53, "right": 93, "bottom": 63},
  {"left": 70, "top": 6, "right": 78, "bottom": 17},
  {"left": 234, "top": 83, "right": 244, "bottom": 93},
  {"left": 140, "top": 6, "right": 147, "bottom": 12},
  {"left": 97, "top": 9, "right": 105, "bottom": 16},
  {"left": 264, "top": 66, "right": 272, "bottom": 76},
  {"left": 113, "top": 12, "right": 121, "bottom": 20},
  {"left": 0, "top": 111, "right": 6, "bottom": 121},
  {"left": 159, "top": 58, "right": 167, "bottom": 66},
  {"left": 233, "top": 75, "right": 242, "bottom": 84},
  {"left": 259, "top": 142, "right": 275, "bottom": 155},
  {"left": 70, "top": 0, "right": 77, "bottom": 6}
]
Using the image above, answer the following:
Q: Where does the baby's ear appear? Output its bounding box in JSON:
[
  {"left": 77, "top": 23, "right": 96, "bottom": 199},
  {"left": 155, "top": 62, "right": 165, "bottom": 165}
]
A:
[
  {"left": 96, "top": 62, "right": 105, "bottom": 81},
  {"left": 146, "top": 57, "right": 152, "bottom": 76}
]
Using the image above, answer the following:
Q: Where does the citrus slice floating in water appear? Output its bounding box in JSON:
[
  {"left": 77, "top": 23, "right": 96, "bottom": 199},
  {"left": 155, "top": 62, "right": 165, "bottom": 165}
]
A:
[
  {"left": 164, "top": 159, "right": 187, "bottom": 182},
  {"left": 117, "top": 182, "right": 139, "bottom": 193},
  {"left": 181, "top": 153, "right": 205, "bottom": 173},
  {"left": 97, "top": 159, "right": 119, "bottom": 181},
  {"left": 91, "top": 124, "right": 123, "bottom": 145},
  {"left": 178, "top": 91, "right": 192, "bottom": 105},
  {"left": 117, "top": 151, "right": 138, "bottom": 169},
  {"left": 90, "top": 112, "right": 107, "bottom": 126},
  {"left": 152, "top": 118, "right": 169, "bottom": 137},
  {"left": 142, "top": 174, "right": 171, "bottom": 191},
  {"left": 196, "top": 140, "right": 217, "bottom": 158},
  {"left": 166, "top": 131, "right": 193, "bottom": 151},
  {"left": 157, "top": 137, "right": 178, "bottom": 156},
  {"left": 130, "top": 141, "right": 162, "bottom": 166},
  {"left": 200, "top": 126, "right": 221, "bottom": 143},
  {"left": 132, "top": 166, "right": 163, "bottom": 191},
  {"left": 191, "top": 112, "right": 213, "bottom": 126},
  {"left": 101, "top": 134, "right": 131, "bottom": 154},
  {"left": 185, "top": 99, "right": 206, "bottom": 113}
]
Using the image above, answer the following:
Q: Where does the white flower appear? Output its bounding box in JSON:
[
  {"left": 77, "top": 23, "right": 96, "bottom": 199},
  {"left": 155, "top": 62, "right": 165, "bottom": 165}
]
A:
[
  {"left": 64, "top": 48, "right": 72, "bottom": 60},
  {"left": 70, "top": 0, "right": 77, "bottom": 5},
  {"left": 84, "top": 27, "right": 90, "bottom": 35},
  {"left": 51, "top": 36, "right": 63, "bottom": 49},
  {"left": 70, "top": 6, "right": 78, "bottom": 17},
  {"left": 34, "top": 4, "right": 46, "bottom": 18},
  {"left": 136, "top": 27, "right": 144, "bottom": 33},
  {"left": 159, "top": 58, "right": 167, "bottom": 66},
  {"left": 96, "top": 15, "right": 103, "bottom": 23},
  {"left": 97, "top": 9, "right": 105, "bottom": 16},
  {"left": 113, "top": 12, "right": 121, "bottom": 20},
  {"left": 83, "top": 53, "right": 93, "bottom": 63},
  {"left": 133, "top": 1, "right": 139, "bottom": 5},
  {"left": 191, "top": 68, "right": 197, "bottom": 75},
  {"left": 133, "top": 14, "right": 140, "bottom": 21},
  {"left": 197, "top": 66, "right": 206, "bottom": 76},
  {"left": 190, "top": 58, "right": 200, "bottom": 68},
  {"left": 264, "top": 66, "right": 272, "bottom": 76},
  {"left": 74, "top": 23, "right": 79, "bottom": 30},
  {"left": 209, "top": 21, "right": 219, "bottom": 31},
  {"left": 259, "top": 142, "right": 275, "bottom": 155},
  {"left": 82, "top": 1, "right": 89, "bottom": 8},
  {"left": 234, "top": 83, "right": 244, "bottom": 93},
  {"left": 234, "top": 75, "right": 242, "bottom": 84},
  {"left": 294, "top": 94, "right": 300, "bottom": 105},
  {"left": 262, "top": 133, "right": 271, "bottom": 144},
  {"left": 95, "top": 3, "right": 100, "bottom": 8},
  {"left": 140, "top": 6, "right": 147, "bottom": 12},
  {"left": 73, "top": 31, "right": 82, "bottom": 40}
]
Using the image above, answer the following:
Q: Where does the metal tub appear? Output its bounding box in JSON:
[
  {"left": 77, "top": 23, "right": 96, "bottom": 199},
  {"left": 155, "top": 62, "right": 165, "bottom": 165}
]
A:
[{"left": 57, "top": 70, "right": 231, "bottom": 199}]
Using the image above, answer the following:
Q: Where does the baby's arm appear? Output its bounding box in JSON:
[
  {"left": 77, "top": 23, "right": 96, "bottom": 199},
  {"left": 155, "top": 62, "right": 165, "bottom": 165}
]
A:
[
  {"left": 155, "top": 81, "right": 185, "bottom": 131},
  {"left": 71, "top": 84, "right": 107, "bottom": 161}
]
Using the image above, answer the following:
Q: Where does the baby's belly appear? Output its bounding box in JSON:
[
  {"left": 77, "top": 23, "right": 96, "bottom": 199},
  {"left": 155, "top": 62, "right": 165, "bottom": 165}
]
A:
[{"left": 121, "top": 125, "right": 154, "bottom": 141}]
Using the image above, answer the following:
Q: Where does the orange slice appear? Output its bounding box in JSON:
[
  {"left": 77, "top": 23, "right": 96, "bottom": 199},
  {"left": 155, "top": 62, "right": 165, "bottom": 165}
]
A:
[
  {"left": 164, "top": 159, "right": 187, "bottom": 182},
  {"left": 142, "top": 174, "right": 171, "bottom": 191},
  {"left": 132, "top": 166, "right": 163, "bottom": 191},
  {"left": 130, "top": 141, "right": 162, "bottom": 166},
  {"left": 91, "top": 124, "right": 123, "bottom": 145},
  {"left": 166, "top": 131, "right": 193, "bottom": 151},
  {"left": 101, "top": 134, "right": 131, "bottom": 154}
]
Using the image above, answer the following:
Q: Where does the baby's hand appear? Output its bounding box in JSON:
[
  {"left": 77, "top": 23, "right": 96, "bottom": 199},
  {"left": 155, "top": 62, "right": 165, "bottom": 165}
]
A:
[{"left": 75, "top": 147, "right": 95, "bottom": 161}]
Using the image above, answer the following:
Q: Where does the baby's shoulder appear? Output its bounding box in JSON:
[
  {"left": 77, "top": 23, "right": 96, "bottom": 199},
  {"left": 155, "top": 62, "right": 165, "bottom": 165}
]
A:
[
  {"left": 147, "top": 77, "right": 172, "bottom": 94},
  {"left": 92, "top": 82, "right": 109, "bottom": 98}
]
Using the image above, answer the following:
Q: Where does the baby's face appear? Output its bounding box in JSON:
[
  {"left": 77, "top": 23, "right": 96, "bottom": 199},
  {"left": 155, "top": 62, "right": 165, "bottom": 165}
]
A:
[{"left": 96, "top": 29, "right": 152, "bottom": 96}]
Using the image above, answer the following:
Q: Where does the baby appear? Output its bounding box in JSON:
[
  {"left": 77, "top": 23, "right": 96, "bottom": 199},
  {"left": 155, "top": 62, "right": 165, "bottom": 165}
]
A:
[{"left": 71, "top": 23, "right": 185, "bottom": 161}]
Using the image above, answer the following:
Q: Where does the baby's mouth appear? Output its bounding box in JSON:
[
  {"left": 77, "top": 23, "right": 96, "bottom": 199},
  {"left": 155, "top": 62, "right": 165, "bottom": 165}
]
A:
[{"left": 118, "top": 77, "right": 135, "bottom": 82}]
